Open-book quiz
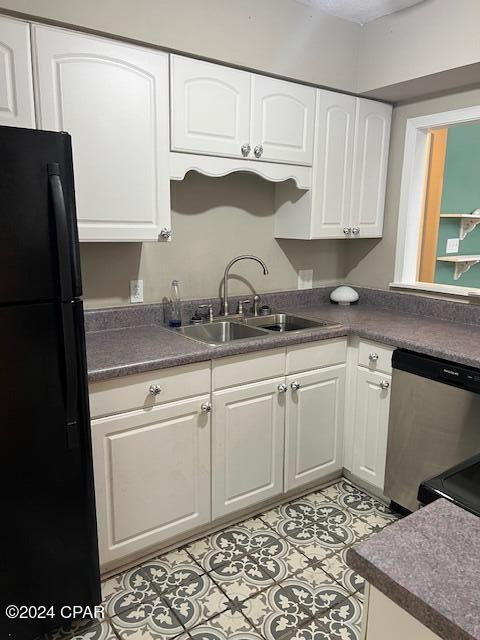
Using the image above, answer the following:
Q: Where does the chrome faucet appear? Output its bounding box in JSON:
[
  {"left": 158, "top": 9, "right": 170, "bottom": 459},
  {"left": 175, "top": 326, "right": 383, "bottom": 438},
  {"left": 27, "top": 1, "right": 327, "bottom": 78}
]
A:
[{"left": 222, "top": 255, "right": 269, "bottom": 316}]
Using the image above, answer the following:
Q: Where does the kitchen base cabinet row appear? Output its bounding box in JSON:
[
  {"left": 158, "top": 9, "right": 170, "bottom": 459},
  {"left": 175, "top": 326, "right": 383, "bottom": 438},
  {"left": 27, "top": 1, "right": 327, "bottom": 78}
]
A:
[{"left": 89, "top": 337, "right": 394, "bottom": 571}]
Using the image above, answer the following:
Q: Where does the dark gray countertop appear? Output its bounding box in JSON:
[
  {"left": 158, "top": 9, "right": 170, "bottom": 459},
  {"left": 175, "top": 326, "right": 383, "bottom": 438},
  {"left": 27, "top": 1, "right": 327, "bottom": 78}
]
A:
[
  {"left": 347, "top": 499, "right": 480, "bottom": 640},
  {"left": 86, "top": 303, "right": 480, "bottom": 382}
]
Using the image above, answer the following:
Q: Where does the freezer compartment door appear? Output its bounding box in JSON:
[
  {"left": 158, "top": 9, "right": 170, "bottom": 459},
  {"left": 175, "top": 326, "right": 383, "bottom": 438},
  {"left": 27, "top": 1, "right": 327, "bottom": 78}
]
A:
[
  {"left": 385, "top": 368, "right": 480, "bottom": 512},
  {"left": 0, "top": 300, "right": 100, "bottom": 637},
  {"left": 0, "top": 125, "right": 81, "bottom": 304}
]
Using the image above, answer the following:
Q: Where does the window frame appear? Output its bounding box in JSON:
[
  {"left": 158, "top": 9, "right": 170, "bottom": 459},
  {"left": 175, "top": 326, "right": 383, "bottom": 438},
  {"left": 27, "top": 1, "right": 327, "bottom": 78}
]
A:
[{"left": 392, "top": 105, "right": 480, "bottom": 298}]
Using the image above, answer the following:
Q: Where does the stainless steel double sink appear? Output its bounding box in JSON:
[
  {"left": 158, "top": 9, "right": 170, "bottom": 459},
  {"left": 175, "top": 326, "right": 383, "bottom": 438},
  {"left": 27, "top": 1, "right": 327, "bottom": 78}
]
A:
[{"left": 175, "top": 313, "right": 340, "bottom": 346}]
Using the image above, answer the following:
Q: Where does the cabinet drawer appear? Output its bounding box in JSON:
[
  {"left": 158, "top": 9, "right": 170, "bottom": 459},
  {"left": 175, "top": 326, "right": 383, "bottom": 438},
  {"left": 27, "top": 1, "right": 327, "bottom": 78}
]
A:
[
  {"left": 286, "top": 338, "right": 347, "bottom": 374},
  {"left": 358, "top": 340, "right": 394, "bottom": 374},
  {"left": 212, "top": 348, "right": 285, "bottom": 390},
  {"left": 89, "top": 362, "right": 210, "bottom": 418}
]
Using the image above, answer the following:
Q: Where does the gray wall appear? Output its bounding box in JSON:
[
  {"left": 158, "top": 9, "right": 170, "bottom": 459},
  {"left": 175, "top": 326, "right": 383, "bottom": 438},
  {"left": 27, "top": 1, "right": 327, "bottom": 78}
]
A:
[
  {"left": 80, "top": 173, "right": 347, "bottom": 309},
  {"left": 358, "top": 0, "right": 480, "bottom": 95},
  {"left": 344, "top": 86, "right": 480, "bottom": 290},
  {"left": 0, "top": 0, "right": 360, "bottom": 92}
]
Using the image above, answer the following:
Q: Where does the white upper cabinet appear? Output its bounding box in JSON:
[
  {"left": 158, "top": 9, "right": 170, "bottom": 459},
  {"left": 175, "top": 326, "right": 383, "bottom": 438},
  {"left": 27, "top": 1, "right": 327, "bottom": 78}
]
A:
[
  {"left": 0, "top": 17, "right": 35, "bottom": 128},
  {"left": 32, "top": 26, "right": 171, "bottom": 242},
  {"left": 311, "top": 90, "right": 356, "bottom": 238},
  {"left": 170, "top": 58, "right": 315, "bottom": 167},
  {"left": 351, "top": 98, "right": 392, "bottom": 238},
  {"left": 251, "top": 75, "right": 315, "bottom": 166},
  {"left": 275, "top": 91, "right": 392, "bottom": 240},
  {"left": 170, "top": 56, "right": 251, "bottom": 159}
]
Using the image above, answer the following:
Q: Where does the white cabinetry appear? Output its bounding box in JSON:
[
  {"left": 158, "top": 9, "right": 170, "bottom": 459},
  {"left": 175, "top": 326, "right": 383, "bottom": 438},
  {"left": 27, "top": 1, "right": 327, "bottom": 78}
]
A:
[
  {"left": 212, "top": 377, "right": 285, "bottom": 518},
  {"left": 170, "top": 56, "right": 316, "bottom": 166},
  {"left": 285, "top": 365, "right": 345, "bottom": 491},
  {"left": 349, "top": 340, "right": 394, "bottom": 492},
  {"left": 0, "top": 17, "right": 35, "bottom": 128},
  {"left": 90, "top": 365, "right": 211, "bottom": 568},
  {"left": 170, "top": 56, "right": 251, "bottom": 159},
  {"left": 274, "top": 92, "right": 392, "bottom": 239},
  {"left": 32, "top": 26, "right": 171, "bottom": 242},
  {"left": 251, "top": 74, "right": 315, "bottom": 166},
  {"left": 351, "top": 98, "right": 392, "bottom": 238}
]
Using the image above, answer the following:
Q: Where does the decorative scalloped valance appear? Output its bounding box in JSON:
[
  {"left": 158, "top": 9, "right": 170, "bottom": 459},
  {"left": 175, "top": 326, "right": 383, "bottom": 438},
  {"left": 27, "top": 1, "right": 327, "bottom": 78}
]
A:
[{"left": 169, "top": 152, "right": 312, "bottom": 190}]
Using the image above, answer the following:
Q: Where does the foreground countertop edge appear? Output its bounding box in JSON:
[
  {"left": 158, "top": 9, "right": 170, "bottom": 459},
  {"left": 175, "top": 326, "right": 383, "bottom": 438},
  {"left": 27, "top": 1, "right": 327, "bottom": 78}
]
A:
[{"left": 346, "top": 547, "right": 472, "bottom": 640}]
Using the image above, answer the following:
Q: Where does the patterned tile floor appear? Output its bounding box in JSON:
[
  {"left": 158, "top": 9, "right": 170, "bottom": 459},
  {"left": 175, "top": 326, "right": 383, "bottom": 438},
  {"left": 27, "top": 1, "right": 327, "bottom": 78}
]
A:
[{"left": 45, "top": 478, "right": 400, "bottom": 640}]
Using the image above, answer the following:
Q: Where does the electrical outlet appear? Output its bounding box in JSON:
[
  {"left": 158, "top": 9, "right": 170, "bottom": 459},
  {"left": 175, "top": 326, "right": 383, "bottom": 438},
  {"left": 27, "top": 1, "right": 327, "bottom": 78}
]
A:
[
  {"left": 298, "top": 269, "right": 313, "bottom": 290},
  {"left": 446, "top": 238, "right": 459, "bottom": 254},
  {"left": 130, "top": 279, "right": 144, "bottom": 303}
]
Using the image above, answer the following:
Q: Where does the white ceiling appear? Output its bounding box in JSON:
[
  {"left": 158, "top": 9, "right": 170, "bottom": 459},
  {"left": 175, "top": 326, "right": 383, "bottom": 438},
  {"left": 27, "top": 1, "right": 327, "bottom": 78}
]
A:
[{"left": 296, "top": 0, "right": 425, "bottom": 24}]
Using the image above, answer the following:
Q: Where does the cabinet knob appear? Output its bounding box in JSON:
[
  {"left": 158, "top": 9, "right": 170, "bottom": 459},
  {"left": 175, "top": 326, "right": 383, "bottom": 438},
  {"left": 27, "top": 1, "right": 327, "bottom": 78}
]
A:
[
  {"left": 351, "top": 227, "right": 360, "bottom": 236},
  {"left": 343, "top": 227, "right": 351, "bottom": 236},
  {"left": 241, "top": 143, "right": 251, "bottom": 157},
  {"left": 277, "top": 383, "right": 288, "bottom": 393},
  {"left": 254, "top": 144, "right": 263, "bottom": 158},
  {"left": 149, "top": 384, "right": 161, "bottom": 395},
  {"left": 380, "top": 380, "right": 390, "bottom": 390},
  {"left": 369, "top": 353, "right": 379, "bottom": 362},
  {"left": 201, "top": 401, "right": 212, "bottom": 413},
  {"left": 290, "top": 381, "right": 301, "bottom": 391},
  {"left": 160, "top": 227, "right": 172, "bottom": 240}
]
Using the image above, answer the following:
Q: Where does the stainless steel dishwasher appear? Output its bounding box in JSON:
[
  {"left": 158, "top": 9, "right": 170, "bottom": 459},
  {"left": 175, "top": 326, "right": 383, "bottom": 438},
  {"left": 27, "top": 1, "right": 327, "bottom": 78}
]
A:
[{"left": 385, "top": 349, "right": 480, "bottom": 512}]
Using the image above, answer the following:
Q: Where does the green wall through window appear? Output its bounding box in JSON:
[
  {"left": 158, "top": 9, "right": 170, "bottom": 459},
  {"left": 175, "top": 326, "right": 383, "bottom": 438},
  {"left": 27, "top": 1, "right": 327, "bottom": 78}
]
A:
[{"left": 434, "top": 121, "right": 480, "bottom": 288}]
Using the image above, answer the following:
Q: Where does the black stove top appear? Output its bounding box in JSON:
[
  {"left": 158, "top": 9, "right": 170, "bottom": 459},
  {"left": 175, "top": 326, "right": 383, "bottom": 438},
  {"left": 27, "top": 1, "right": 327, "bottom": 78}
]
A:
[{"left": 418, "top": 453, "right": 480, "bottom": 517}]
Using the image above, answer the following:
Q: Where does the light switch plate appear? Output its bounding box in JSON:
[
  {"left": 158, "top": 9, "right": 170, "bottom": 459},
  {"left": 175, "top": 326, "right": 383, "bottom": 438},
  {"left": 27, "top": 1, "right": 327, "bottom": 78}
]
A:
[
  {"left": 130, "top": 279, "right": 144, "bottom": 303},
  {"left": 446, "top": 238, "right": 459, "bottom": 254},
  {"left": 298, "top": 269, "right": 313, "bottom": 290}
]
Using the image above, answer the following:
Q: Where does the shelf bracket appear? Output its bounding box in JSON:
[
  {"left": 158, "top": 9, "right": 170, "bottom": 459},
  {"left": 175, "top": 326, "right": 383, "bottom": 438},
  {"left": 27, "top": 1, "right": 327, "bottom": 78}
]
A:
[
  {"left": 453, "top": 259, "right": 480, "bottom": 280},
  {"left": 459, "top": 215, "right": 480, "bottom": 240}
]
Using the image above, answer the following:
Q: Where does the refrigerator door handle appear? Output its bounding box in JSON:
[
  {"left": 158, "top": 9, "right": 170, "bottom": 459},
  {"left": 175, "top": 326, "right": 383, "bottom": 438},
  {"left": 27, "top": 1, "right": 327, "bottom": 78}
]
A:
[
  {"left": 48, "top": 163, "right": 74, "bottom": 301},
  {"left": 61, "top": 303, "right": 79, "bottom": 449}
]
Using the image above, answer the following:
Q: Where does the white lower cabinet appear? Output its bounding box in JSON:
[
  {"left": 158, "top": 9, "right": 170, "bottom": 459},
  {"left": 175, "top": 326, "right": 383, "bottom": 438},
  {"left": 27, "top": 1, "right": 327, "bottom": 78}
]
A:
[
  {"left": 212, "top": 377, "right": 285, "bottom": 519},
  {"left": 351, "top": 367, "right": 391, "bottom": 491},
  {"left": 285, "top": 365, "right": 345, "bottom": 491},
  {"left": 89, "top": 337, "right": 394, "bottom": 570},
  {"left": 92, "top": 395, "right": 211, "bottom": 566}
]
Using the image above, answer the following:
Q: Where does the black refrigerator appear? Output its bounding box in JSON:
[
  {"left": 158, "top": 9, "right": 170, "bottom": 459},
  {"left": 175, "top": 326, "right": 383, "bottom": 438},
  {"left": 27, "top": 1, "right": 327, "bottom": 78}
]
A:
[{"left": 0, "top": 126, "right": 101, "bottom": 639}]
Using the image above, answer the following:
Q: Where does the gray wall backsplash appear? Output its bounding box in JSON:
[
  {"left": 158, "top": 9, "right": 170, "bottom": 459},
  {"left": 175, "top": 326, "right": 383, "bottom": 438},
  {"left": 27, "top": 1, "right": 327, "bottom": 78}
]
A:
[{"left": 84, "top": 286, "right": 480, "bottom": 333}]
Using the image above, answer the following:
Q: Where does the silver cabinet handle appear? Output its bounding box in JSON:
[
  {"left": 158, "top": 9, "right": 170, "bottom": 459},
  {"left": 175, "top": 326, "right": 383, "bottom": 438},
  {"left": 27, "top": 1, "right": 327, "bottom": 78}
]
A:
[
  {"left": 160, "top": 227, "right": 171, "bottom": 240},
  {"left": 369, "top": 353, "right": 379, "bottom": 362},
  {"left": 343, "top": 227, "right": 351, "bottom": 236},
  {"left": 380, "top": 380, "right": 390, "bottom": 390},
  {"left": 241, "top": 143, "right": 251, "bottom": 157},
  {"left": 201, "top": 401, "right": 212, "bottom": 413},
  {"left": 254, "top": 144, "right": 263, "bottom": 158},
  {"left": 149, "top": 384, "right": 161, "bottom": 395},
  {"left": 277, "top": 383, "right": 288, "bottom": 393},
  {"left": 290, "top": 381, "right": 301, "bottom": 391},
  {"left": 352, "top": 227, "right": 360, "bottom": 236}
]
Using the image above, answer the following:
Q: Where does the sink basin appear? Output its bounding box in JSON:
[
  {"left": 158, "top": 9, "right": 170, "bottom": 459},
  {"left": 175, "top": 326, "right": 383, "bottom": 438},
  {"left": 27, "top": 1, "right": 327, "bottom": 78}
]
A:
[
  {"left": 176, "top": 321, "right": 269, "bottom": 345},
  {"left": 245, "top": 313, "right": 339, "bottom": 332}
]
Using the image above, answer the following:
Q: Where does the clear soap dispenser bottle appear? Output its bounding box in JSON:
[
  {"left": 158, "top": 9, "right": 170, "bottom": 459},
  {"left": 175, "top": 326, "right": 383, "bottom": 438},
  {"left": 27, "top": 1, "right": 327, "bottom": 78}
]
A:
[{"left": 168, "top": 280, "right": 182, "bottom": 328}]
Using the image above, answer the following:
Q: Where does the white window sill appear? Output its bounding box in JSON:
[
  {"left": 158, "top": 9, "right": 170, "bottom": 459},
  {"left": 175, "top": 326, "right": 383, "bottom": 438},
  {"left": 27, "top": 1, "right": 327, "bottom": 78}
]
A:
[{"left": 389, "top": 281, "right": 480, "bottom": 302}]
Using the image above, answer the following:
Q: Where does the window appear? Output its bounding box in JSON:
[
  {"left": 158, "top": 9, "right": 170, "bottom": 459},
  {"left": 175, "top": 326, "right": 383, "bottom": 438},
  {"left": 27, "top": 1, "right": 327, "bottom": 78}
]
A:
[{"left": 394, "top": 106, "right": 480, "bottom": 297}]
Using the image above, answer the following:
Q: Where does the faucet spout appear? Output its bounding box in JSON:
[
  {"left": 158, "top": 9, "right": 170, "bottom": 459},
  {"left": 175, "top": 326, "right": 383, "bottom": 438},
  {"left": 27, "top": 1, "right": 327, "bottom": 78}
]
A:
[{"left": 222, "top": 255, "right": 269, "bottom": 316}]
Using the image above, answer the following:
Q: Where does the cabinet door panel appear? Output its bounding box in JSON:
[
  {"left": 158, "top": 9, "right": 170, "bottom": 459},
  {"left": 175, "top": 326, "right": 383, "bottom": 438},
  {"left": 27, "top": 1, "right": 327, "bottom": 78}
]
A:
[
  {"left": 352, "top": 368, "right": 391, "bottom": 490},
  {"left": 33, "top": 26, "right": 170, "bottom": 241},
  {"left": 351, "top": 98, "right": 392, "bottom": 238},
  {"left": 285, "top": 365, "right": 345, "bottom": 491},
  {"left": 251, "top": 75, "right": 315, "bottom": 165},
  {"left": 0, "top": 17, "right": 35, "bottom": 127},
  {"left": 212, "top": 378, "right": 285, "bottom": 518},
  {"left": 171, "top": 55, "right": 251, "bottom": 158},
  {"left": 312, "top": 90, "right": 356, "bottom": 238},
  {"left": 92, "top": 396, "right": 210, "bottom": 567}
]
